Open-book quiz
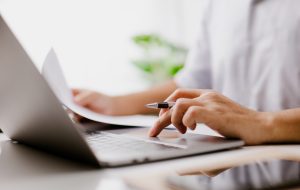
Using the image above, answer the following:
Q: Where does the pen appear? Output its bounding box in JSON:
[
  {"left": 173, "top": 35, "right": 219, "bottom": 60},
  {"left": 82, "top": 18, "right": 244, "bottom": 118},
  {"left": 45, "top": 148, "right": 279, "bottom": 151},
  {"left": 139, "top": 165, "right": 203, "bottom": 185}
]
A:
[{"left": 145, "top": 101, "right": 176, "bottom": 109}]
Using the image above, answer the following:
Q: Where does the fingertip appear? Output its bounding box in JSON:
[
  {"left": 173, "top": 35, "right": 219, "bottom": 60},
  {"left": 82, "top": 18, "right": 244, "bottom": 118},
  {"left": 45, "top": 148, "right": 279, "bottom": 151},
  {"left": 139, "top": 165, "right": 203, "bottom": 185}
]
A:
[
  {"left": 72, "top": 89, "right": 80, "bottom": 96},
  {"left": 174, "top": 123, "right": 187, "bottom": 134},
  {"left": 181, "top": 127, "right": 187, "bottom": 134},
  {"left": 187, "top": 124, "right": 197, "bottom": 131},
  {"left": 148, "top": 128, "right": 157, "bottom": 137},
  {"left": 148, "top": 119, "right": 162, "bottom": 137},
  {"left": 191, "top": 124, "right": 197, "bottom": 130}
]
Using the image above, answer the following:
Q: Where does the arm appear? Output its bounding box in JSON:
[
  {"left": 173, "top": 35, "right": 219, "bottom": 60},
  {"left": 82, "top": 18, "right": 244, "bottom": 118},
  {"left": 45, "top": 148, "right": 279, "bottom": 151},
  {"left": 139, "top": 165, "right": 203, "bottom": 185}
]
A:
[
  {"left": 268, "top": 109, "right": 300, "bottom": 143},
  {"left": 73, "top": 80, "right": 177, "bottom": 116},
  {"left": 149, "top": 89, "right": 300, "bottom": 145}
]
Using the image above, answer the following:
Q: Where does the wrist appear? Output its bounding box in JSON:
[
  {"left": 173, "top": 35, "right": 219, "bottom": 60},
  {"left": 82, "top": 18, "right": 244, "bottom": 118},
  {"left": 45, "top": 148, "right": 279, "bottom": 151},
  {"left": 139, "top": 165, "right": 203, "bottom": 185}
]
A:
[
  {"left": 265, "top": 111, "right": 295, "bottom": 143},
  {"left": 251, "top": 110, "right": 300, "bottom": 144},
  {"left": 241, "top": 111, "right": 275, "bottom": 145},
  {"left": 256, "top": 112, "right": 276, "bottom": 143}
]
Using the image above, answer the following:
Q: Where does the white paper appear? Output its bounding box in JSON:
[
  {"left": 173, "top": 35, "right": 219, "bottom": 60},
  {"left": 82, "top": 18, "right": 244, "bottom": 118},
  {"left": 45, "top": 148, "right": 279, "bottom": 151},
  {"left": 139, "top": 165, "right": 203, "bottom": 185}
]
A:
[{"left": 42, "top": 49, "right": 157, "bottom": 127}]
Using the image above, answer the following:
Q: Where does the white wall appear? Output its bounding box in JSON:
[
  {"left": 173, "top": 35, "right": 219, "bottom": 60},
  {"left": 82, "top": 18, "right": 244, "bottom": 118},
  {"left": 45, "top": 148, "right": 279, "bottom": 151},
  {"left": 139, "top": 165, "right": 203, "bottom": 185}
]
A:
[{"left": 0, "top": 0, "right": 206, "bottom": 95}]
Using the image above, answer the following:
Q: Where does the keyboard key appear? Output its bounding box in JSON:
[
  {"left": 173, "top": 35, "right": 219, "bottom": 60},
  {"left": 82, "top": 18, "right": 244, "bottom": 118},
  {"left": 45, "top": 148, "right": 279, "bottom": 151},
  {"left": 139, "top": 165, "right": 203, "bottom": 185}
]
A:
[{"left": 86, "top": 132, "right": 179, "bottom": 154}]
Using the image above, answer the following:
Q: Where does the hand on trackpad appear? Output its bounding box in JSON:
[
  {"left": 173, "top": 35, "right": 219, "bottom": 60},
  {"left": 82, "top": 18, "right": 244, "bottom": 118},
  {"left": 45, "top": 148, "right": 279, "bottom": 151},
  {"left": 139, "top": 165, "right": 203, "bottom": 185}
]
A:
[{"left": 122, "top": 128, "right": 189, "bottom": 147}]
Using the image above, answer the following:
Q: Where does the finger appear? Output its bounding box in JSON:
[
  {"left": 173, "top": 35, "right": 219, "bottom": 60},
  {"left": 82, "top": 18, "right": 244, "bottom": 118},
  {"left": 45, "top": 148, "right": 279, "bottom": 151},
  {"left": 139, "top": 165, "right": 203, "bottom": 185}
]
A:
[
  {"left": 159, "top": 108, "right": 168, "bottom": 117},
  {"left": 162, "top": 108, "right": 187, "bottom": 134},
  {"left": 149, "top": 108, "right": 188, "bottom": 137},
  {"left": 149, "top": 110, "right": 172, "bottom": 137},
  {"left": 74, "top": 91, "right": 95, "bottom": 107},
  {"left": 159, "top": 89, "right": 206, "bottom": 117},
  {"left": 72, "top": 88, "right": 82, "bottom": 96},
  {"left": 182, "top": 106, "right": 206, "bottom": 130},
  {"left": 171, "top": 98, "right": 201, "bottom": 130}
]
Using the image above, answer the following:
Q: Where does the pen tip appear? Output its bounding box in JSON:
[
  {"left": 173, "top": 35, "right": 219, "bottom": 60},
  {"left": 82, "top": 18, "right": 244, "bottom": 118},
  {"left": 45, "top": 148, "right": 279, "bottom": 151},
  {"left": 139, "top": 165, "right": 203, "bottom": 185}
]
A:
[{"left": 145, "top": 103, "right": 157, "bottom": 108}]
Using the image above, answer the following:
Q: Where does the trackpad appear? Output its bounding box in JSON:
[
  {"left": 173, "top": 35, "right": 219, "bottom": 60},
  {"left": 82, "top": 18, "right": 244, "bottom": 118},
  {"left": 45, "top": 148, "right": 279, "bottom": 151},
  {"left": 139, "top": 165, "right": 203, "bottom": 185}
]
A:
[{"left": 107, "top": 127, "right": 228, "bottom": 148}]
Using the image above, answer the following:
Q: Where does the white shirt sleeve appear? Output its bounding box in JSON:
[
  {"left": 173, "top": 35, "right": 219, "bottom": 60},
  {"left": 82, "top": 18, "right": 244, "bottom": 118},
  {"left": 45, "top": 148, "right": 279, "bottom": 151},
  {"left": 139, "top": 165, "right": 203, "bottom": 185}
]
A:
[{"left": 174, "top": 2, "right": 212, "bottom": 89}]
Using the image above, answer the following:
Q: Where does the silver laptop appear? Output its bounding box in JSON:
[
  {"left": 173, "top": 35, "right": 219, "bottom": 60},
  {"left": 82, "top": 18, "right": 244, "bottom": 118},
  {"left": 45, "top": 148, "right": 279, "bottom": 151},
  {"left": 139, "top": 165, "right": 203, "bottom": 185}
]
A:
[{"left": 0, "top": 14, "right": 244, "bottom": 167}]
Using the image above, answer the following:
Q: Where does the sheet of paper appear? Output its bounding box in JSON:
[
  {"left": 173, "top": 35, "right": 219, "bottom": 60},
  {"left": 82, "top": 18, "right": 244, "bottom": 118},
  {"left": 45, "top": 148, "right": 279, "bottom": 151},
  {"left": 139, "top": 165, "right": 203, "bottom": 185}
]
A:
[{"left": 42, "top": 49, "right": 157, "bottom": 127}]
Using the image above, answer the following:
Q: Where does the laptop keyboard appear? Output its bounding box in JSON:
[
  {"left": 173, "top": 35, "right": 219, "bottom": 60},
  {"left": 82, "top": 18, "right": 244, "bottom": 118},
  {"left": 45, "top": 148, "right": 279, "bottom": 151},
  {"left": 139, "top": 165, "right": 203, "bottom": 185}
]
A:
[{"left": 86, "top": 132, "right": 180, "bottom": 154}]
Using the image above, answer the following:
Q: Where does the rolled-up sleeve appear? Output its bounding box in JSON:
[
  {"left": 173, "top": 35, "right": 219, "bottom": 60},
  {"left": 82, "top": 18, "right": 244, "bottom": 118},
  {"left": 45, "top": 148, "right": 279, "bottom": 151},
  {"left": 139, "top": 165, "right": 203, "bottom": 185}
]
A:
[{"left": 175, "top": 2, "right": 212, "bottom": 89}]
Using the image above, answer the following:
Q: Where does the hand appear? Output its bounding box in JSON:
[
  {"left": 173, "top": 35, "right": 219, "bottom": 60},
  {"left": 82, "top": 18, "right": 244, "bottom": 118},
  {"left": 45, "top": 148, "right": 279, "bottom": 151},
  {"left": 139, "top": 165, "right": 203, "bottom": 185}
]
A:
[
  {"left": 148, "top": 89, "right": 272, "bottom": 145},
  {"left": 72, "top": 89, "right": 120, "bottom": 115}
]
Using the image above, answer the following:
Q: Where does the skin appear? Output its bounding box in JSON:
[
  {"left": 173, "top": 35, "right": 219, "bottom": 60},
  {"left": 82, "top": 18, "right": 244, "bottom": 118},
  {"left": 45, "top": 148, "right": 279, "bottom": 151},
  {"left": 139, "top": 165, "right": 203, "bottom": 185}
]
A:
[
  {"left": 73, "top": 80, "right": 300, "bottom": 145},
  {"left": 73, "top": 80, "right": 177, "bottom": 115},
  {"left": 149, "top": 88, "right": 300, "bottom": 145}
]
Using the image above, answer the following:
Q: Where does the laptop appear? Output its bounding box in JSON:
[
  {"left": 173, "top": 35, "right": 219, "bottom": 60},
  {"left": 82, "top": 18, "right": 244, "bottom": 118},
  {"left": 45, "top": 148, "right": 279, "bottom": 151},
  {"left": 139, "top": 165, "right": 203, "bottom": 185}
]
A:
[{"left": 0, "top": 14, "right": 244, "bottom": 167}]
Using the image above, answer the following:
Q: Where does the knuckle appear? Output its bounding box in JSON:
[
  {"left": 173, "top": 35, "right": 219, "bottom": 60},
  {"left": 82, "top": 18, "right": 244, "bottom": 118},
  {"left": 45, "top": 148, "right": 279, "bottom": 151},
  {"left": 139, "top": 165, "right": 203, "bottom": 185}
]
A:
[
  {"left": 207, "top": 91, "right": 218, "bottom": 97},
  {"left": 174, "top": 88, "right": 186, "bottom": 96},
  {"left": 204, "top": 91, "right": 219, "bottom": 100},
  {"left": 176, "top": 98, "right": 185, "bottom": 103},
  {"left": 174, "top": 89, "right": 182, "bottom": 96},
  {"left": 176, "top": 98, "right": 186, "bottom": 109},
  {"left": 189, "top": 106, "right": 199, "bottom": 117}
]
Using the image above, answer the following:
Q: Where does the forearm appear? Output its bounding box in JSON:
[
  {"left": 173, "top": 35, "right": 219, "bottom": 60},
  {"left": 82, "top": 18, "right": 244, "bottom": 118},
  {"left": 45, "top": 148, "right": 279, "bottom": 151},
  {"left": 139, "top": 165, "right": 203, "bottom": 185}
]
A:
[
  {"left": 114, "top": 80, "right": 178, "bottom": 115},
  {"left": 266, "top": 108, "right": 300, "bottom": 143}
]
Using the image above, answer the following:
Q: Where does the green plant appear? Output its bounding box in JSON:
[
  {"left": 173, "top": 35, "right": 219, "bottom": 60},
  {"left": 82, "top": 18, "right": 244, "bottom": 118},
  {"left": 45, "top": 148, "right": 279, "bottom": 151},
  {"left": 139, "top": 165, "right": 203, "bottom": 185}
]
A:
[{"left": 131, "top": 34, "right": 187, "bottom": 84}]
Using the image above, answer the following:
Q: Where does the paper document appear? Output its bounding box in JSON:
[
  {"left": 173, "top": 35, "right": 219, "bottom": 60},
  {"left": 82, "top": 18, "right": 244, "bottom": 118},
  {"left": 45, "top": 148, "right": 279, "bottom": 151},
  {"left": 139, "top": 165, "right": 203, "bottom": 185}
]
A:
[{"left": 42, "top": 49, "right": 157, "bottom": 127}]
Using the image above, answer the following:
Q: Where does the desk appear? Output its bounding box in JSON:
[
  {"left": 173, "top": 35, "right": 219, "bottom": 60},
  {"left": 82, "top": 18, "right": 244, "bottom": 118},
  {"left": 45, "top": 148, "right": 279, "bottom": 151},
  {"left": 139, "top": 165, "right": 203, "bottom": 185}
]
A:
[{"left": 0, "top": 132, "right": 300, "bottom": 190}]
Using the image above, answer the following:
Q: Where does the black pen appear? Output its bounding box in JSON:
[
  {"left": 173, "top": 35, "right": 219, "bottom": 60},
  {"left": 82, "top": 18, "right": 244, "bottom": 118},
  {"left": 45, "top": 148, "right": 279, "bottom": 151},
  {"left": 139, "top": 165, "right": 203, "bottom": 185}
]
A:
[{"left": 145, "top": 101, "right": 176, "bottom": 109}]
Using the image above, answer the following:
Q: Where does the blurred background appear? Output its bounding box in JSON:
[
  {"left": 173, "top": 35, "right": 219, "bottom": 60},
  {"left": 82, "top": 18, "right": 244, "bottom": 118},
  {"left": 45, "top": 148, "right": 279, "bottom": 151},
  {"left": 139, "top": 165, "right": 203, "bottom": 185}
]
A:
[{"left": 0, "top": 0, "right": 206, "bottom": 95}]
